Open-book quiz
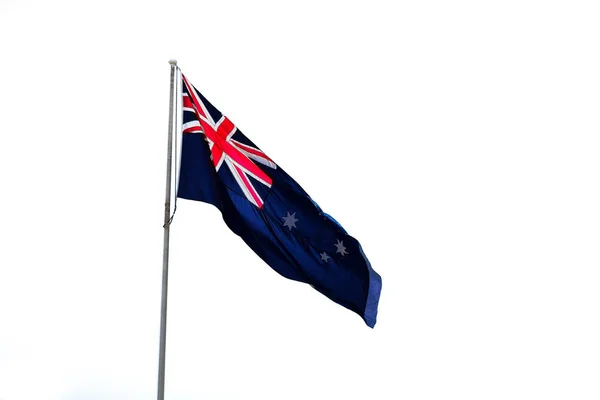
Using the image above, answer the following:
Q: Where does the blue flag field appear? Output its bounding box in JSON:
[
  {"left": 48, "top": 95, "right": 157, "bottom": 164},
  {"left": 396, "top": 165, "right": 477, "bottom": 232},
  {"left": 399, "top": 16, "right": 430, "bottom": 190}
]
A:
[{"left": 177, "top": 72, "right": 382, "bottom": 327}]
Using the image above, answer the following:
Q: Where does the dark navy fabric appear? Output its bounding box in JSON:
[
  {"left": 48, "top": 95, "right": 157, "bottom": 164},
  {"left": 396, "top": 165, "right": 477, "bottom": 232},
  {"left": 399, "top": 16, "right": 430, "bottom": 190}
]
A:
[{"left": 177, "top": 79, "right": 381, "bottom": 327}]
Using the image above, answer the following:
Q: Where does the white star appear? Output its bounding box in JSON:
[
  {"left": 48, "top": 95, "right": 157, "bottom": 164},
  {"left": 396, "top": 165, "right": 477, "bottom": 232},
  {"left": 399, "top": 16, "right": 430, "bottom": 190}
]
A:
[
  {"left": 320, "top": 252, "right": 331, "bottom": 262},
  {"left": 334, "top": 239, "right": 348, "bottom": 256},
  {"left": 282, "top": 211, "right": 299, "bottom": 230}
]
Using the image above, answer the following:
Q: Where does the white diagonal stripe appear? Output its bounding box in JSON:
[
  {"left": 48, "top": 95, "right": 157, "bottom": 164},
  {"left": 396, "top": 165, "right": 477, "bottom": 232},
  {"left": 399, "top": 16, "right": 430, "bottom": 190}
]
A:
[{"left": 225, "top": 158, "right": 261, "bottom": 207}]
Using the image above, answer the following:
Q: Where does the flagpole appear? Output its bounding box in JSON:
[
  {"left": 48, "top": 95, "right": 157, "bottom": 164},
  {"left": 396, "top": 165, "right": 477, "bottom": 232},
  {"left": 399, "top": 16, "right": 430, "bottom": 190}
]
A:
[{"left": 158, "top": 59, "right": 177, "bottom": 400}]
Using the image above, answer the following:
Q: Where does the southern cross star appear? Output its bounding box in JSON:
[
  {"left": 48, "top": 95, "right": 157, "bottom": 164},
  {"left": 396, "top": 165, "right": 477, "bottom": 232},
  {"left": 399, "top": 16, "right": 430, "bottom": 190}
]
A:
[
  {"left": 282, "top": 211, "right": 299, "bottom": 231},
  {"left": 320, "top": 252, "right": 331, "bottom": 262},
  {"left": 334, "top": 239, "right": 348, "bottom": 256}
]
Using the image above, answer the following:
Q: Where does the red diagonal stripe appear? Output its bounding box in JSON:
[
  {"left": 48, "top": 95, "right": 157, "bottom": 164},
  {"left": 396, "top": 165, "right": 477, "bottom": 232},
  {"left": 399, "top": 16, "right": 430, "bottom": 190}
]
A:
[{"left": 233, "top": 164, "right": 263, "bottom": 208}]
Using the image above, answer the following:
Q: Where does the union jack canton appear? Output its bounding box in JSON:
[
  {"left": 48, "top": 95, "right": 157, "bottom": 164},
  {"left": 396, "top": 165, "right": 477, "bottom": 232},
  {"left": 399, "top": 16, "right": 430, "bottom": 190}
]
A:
[{"left": 182, "top": 75, "right": 275, "bottom": 208}]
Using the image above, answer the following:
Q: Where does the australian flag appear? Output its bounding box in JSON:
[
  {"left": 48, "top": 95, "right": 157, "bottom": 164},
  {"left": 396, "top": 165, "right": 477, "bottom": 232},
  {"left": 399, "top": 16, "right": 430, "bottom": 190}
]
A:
[{"left": 177, "top": 73, "right": 382, "bottom": 327}]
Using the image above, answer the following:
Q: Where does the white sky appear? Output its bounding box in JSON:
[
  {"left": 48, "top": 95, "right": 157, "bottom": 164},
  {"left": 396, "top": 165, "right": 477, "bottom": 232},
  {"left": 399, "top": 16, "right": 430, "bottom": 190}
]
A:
[{"left": 1, "top": 1, "right": 599, "bottom": 399}]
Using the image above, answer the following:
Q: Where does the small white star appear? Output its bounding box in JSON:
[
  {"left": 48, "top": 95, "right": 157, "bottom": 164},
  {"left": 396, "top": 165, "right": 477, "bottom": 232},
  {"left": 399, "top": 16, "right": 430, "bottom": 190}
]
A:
[
  {"left": 334, "top": 239, "right": 348, "bottom": 256},
  {"left": 282, "top": 211, "right": 299, "bottom": 230},
  {"left": 320, "top": 252, "right": 331, "bottom": 262}
]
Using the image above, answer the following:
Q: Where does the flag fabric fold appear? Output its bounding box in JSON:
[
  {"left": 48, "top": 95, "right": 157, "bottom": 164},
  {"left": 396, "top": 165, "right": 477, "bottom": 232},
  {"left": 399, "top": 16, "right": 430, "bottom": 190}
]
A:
[{"left": 177, "top": 72, "right": 382, "bottom": 327}]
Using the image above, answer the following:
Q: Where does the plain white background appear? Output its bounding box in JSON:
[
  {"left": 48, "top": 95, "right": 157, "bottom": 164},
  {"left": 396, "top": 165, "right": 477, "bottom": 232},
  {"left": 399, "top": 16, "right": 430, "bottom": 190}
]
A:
[{"left": 1, "top": 0, "right": 599, "bottom": 399}]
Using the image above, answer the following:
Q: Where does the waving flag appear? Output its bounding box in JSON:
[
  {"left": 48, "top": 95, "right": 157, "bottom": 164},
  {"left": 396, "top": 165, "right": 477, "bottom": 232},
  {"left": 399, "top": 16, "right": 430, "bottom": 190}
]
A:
[{"left": 177, "top": 73, "right": 382, "bottom": 327}]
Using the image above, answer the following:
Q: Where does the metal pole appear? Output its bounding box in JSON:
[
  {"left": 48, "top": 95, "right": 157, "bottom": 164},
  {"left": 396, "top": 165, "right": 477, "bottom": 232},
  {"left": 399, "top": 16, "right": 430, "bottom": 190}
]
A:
[{"left": 158, "top": 59, "right": 177, "bottom": 400}]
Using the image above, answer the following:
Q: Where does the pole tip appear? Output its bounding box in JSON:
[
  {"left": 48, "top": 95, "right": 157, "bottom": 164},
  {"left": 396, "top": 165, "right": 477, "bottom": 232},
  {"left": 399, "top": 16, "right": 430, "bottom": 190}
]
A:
[{"left": 169, "top": 59, "right": 178, "bottom": 65}]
